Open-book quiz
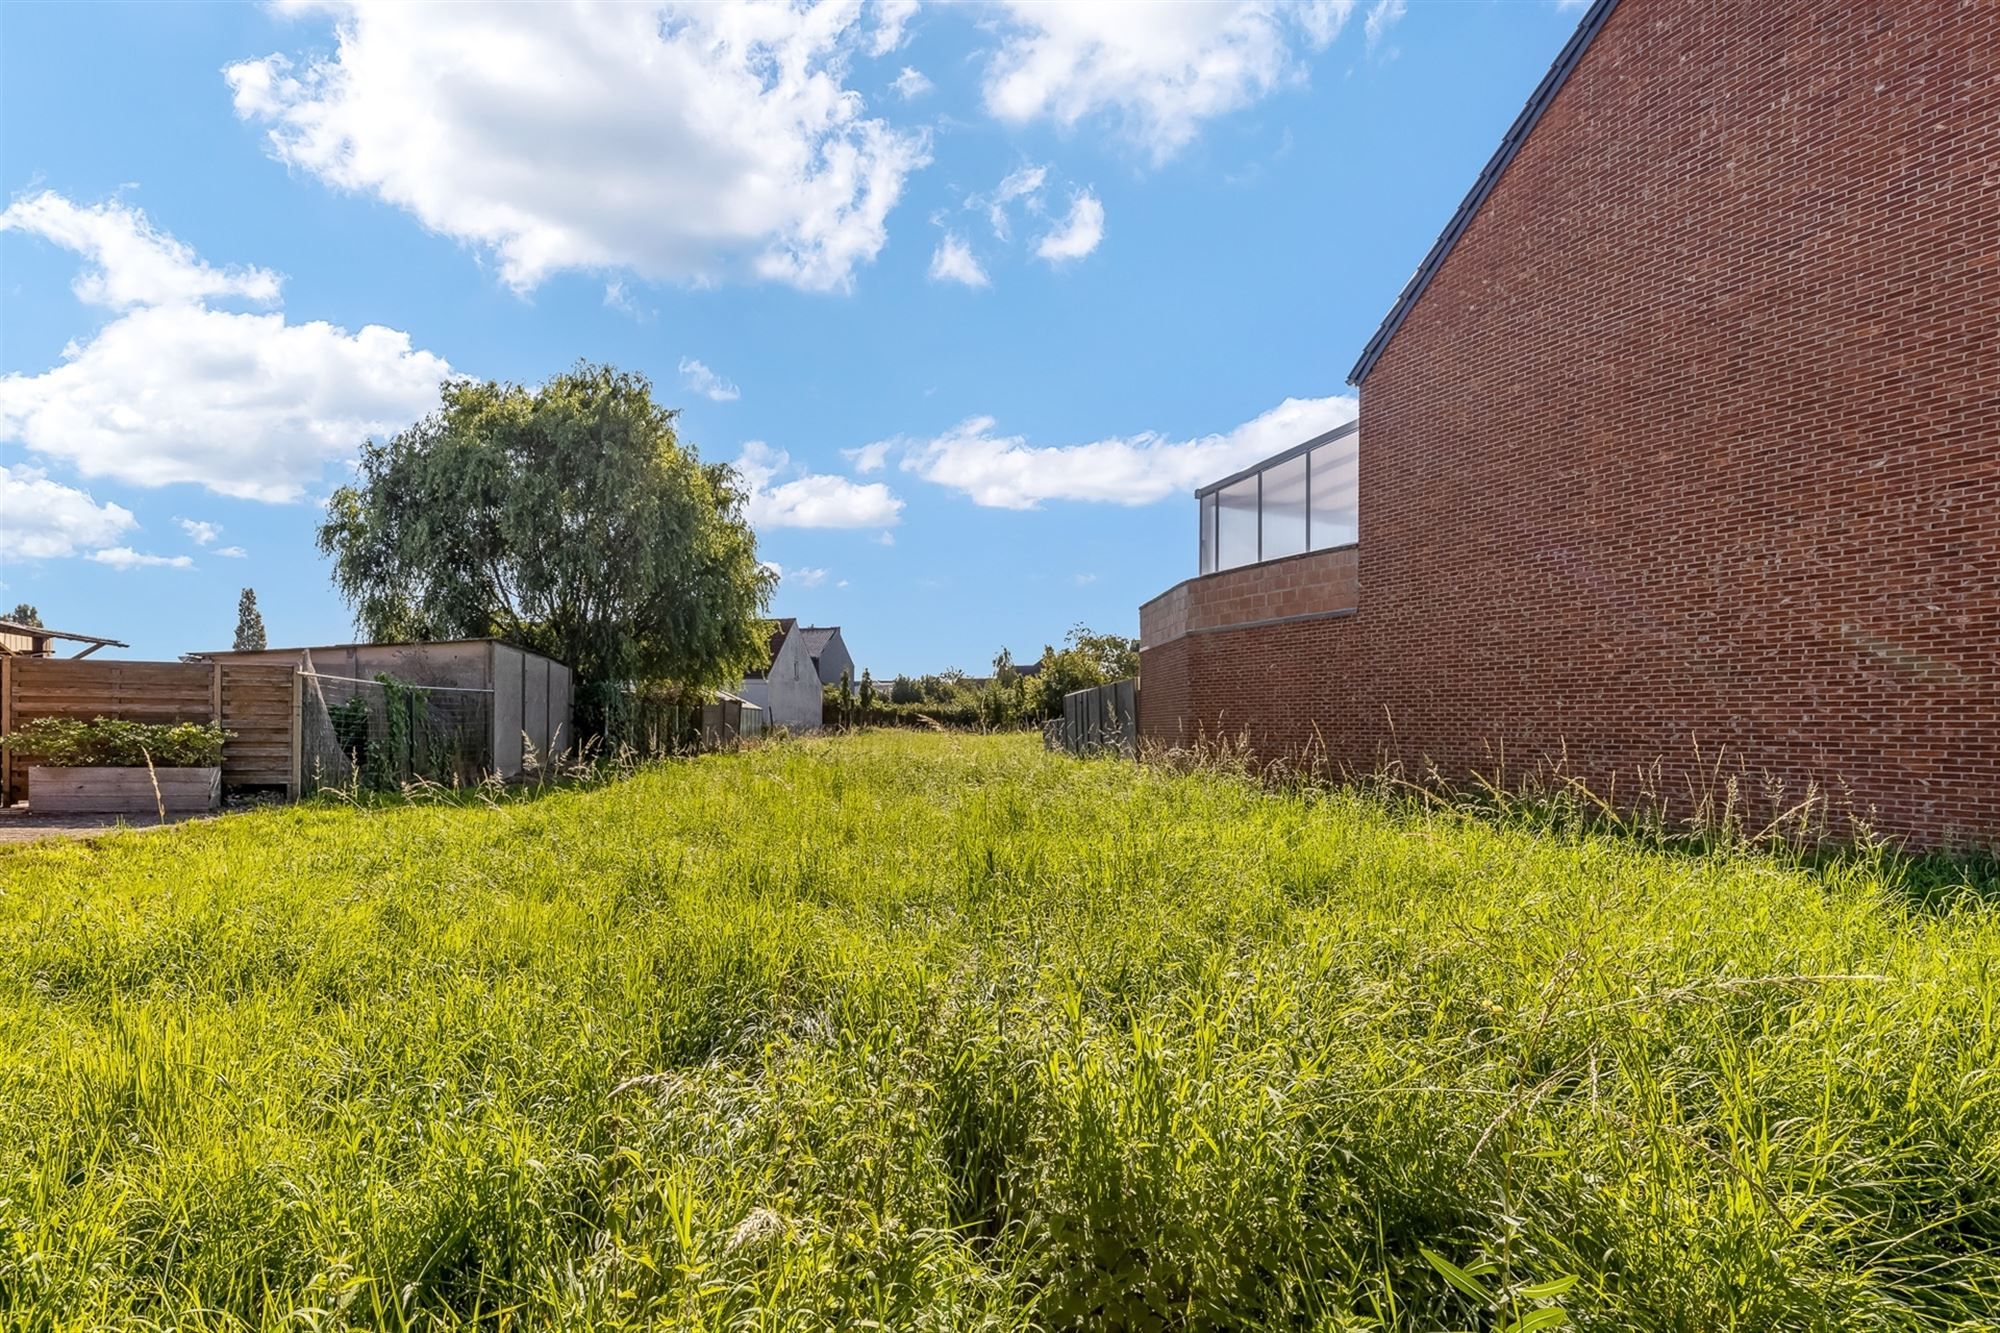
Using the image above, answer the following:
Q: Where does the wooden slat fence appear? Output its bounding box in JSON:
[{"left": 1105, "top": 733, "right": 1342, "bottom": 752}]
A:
[
  {"left": 0, "top": 658, "right": 300, "bottom": 804},
  {"left": 1046, "top": 678, "right": 1138, "bottom": 757}
]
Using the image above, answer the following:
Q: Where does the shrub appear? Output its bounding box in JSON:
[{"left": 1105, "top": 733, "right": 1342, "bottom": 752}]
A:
[{"left": 0, "top": 716, "right": 227, "bottom": 767}]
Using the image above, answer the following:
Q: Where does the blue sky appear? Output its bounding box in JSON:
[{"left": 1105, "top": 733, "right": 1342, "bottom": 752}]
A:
[{"left": 2, "top": 0, "right": 1586, "bottom": 676}]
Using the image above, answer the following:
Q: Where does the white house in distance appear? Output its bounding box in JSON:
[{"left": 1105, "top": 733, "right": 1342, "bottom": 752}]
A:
[
  {"left": 738, "top": 621, "right": 858, "bottom": 732},
  {"left": 739, "top": 618, "right": 821, "bottom": 731},
  {"left": 796, "top": 625, "right": 854, "bottom": 691}
]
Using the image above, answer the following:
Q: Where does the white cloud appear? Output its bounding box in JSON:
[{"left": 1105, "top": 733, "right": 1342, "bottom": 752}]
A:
[
  {"left": 758, "top": 560, "right": 831, "bottom": 589},
  {"left": 869, "top": 0, "right": 919, "bottom": 56},
  {"left": 0, "top": 465, "right": 137, "bottom": 559},
  {"left": 981, "top": 163, "right": 1047, "bottom": 239},
  {"left": 734, "top": 440, "right": 905, "bottom": 529},
  {"left": 891, "top": 66, "right": 933, "bottom": 99},
  {"left": 177, "top": 518, "right": 222, "bottom": 545},
  {"left": 602, "top": 280, "right": 655, "bottom": 321},
  {"left": 982, "top": 1, "right": 1352, "bottom": 162},
  {"left": 1073, "top": 572, "right": 1099, "bottom": 585},
  {"left": 1035, "top": 190, "right": 1104, "bottom": 262},
  {"left": 226, "top": 4, "right": 930, "bottom": 294},
  {"left": 872, "top": 530, "right": 895, "bottom": 546},
  {"left": 0, "top": 303, "right": 450, "bottom": 502},
  {"left": 0, "top": 192, "right": 451, "bottom": 502},
  {"left": 216, "top": 545, "right": 249, "bottom": 558},
  {"left": 0, "top": 192, "right": 281, "bottom": 310},
  {"left": 87, "top": 547, "right": 195, "bottom": 571},
  {"left": 1365, "top": 0, "right": 1406, "bottom": 50},
  {"left": 679, "top": 357, "right": 741, "bottom": 403},
  {"left": 842, "top": 440, "right": 892, "bottom": 473},
  {"left": 928, "top": 233, "right": 988, "bottom": 287},
  {"left": 896, "top": 393, "right": 1356, "bottom": 509}
]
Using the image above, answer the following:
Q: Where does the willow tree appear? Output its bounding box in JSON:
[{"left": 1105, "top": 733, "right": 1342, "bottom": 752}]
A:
[{"left": 317, "top": 364, "right": 773, "bottom": 691}]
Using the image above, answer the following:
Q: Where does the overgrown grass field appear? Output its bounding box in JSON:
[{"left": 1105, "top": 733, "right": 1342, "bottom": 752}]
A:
[{"left": 3, "top": 732, "right": 1997, "bottom": 1329}]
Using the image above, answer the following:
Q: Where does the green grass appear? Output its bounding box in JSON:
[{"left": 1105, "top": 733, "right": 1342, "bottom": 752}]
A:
[{"left": 2, "top": 731, "right": 1997, "bottom": 1330}]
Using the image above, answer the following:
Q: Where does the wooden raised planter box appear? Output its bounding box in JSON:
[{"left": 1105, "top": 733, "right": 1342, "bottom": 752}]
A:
[{"left": 28, "top": 766, "right": 221, "bottom": 816}]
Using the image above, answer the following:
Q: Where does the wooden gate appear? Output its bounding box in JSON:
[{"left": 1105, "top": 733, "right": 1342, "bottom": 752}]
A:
[{"left": 0, "top": 658, "right": 300, "bottom": 805}]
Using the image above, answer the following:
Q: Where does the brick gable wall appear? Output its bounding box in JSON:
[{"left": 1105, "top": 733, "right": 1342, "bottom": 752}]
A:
[{"left": 1139, "top": 0, "right": 2000, "bottom": 845}]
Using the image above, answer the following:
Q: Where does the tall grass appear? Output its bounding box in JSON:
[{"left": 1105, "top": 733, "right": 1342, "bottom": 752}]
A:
[{"left": 1, "top": 732, "right": 1996, "bottom": 1329}]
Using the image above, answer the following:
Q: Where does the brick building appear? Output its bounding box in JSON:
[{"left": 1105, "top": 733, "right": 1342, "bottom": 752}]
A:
[{"left": 1138, "top": 0, "right": 2000, "bottom": 845}]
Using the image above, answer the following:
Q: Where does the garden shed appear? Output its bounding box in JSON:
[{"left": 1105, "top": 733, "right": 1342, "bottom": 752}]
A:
[{"left": 198, "top": 639, "right": 573, "bottom": 781}]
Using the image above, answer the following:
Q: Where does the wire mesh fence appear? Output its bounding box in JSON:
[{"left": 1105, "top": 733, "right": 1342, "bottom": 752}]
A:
[
  {"left": 298, "top": 671, "right": 494, "bottom": 795},
  {"left": 578, "top": 686, "right": 763, "bottom": 760}
]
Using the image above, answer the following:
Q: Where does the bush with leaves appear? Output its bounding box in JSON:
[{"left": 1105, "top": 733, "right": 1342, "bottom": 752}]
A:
[
  {"left": 1029, "top": 623, "right": 1140, "bottom": 719},
  {"left": 1, "top": 717, "right": 227, "bottom": 767}
]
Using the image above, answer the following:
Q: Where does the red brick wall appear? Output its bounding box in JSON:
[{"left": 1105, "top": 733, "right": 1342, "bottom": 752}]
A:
[
  {"left": 1140, "top": 0, "right": 2000, "bottom": 845},
  {"left": 1141, "top": 546, "right": 1357, "bottom": 649}
]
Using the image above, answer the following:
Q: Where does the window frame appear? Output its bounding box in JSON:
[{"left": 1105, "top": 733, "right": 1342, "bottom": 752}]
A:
[{"left": 1192, "top": 420, "right": 1358, "bottom": 576}]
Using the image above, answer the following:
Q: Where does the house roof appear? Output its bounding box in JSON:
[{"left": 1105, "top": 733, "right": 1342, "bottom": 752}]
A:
[
  {"left": 796, "top": 625, "right": 843, "bottom": 663},
  {"left": 1346, "top": 0, "right": 1621, "bottom": 386},
  {"left": 744, "top": 617, "right": 797, "bottom": 680}
]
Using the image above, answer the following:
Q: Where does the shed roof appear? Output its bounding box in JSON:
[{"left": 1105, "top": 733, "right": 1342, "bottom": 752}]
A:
[
  {"left": 0, "top": 618, "right": 129, "bottom": 656},
  {"left": 1346, "top": 0, "right": 1621, "bottom": 385},
  {"left": 196, "top": 637, "right": 571, "bottom": 666}
]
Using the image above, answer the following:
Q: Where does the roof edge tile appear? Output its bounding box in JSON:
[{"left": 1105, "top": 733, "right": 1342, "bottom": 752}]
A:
[{"left": 1346, "top": 0, "right": 1621, "bottom": 386}]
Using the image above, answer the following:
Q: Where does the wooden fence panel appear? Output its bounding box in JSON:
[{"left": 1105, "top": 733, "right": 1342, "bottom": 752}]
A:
[
  {"left": 1, "top": 658, "right": 301, "bottom": 803},
  {"left": 220, "top": 664, "right": 299, "bottom": 792}
]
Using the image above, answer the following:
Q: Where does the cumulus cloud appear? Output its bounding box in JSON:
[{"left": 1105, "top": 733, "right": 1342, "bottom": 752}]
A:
[
  {"left": 0, "top": 192, "right": 281, "bottom": 310},
  {"left": 891, "top": 66, "right": 933, "bottom": 99},
  {"left": 88, "top": 547, "right": 195, "bottom": 571},
  {"left": 216, "top": 545, "right": 249, "bottom": 558},
  {"left": 0, "top": 304, "right": 450, "bottom": 502},
  {"left": 1, "top": 465, "right": 137, "bottom": 559},
  {"left": 894, "top": 394, "right": 1357, "bottom": 509},
  {"left": 679, "top": 357, "right": 741, "bottom": 402},
  {"left": 734, "top": 440, "right": 905, "bottom": 529},
  {"left": 225, "top": 3, "right": 931, "bottom": 293},
  {"left": 928, "top": 233, "right": 988, "bottom": 287},
  {"left": 1034, "top": 190, "right": 1104, "bottom": 262},
  {"left": 982, "top": 1, "right": 1352, "bottom": 161},
  {"left": 0, "top": 192, "right": 450, "bottom": 502},
  {"left": 177, "top": 518, "right": 222, "bottom": 545}
]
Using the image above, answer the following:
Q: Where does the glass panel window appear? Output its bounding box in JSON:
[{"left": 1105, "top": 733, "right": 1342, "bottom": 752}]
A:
[
  {"left": 1260, "top": 453, "right": 1309, "bottom": 559},
  {"left": 1216, "top": 476, "right": 1259, "bottom": 570},
  {"left": 1199, "top": 491, "right": 1217, "bottom": 574},
  {"left": 1308, "top": 434, "right": 1359, "bottom": 550}
]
